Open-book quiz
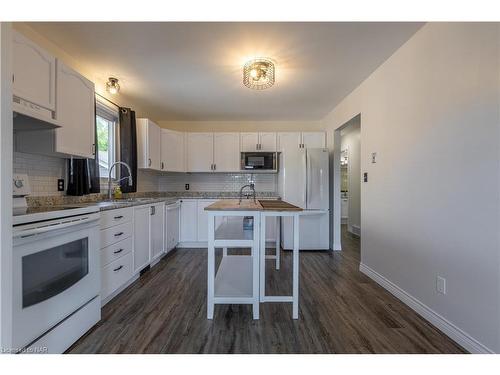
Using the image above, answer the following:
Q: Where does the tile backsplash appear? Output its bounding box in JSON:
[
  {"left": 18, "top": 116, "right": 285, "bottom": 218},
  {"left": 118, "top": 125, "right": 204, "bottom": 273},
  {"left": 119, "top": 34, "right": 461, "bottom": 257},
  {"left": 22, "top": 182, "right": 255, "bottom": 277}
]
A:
[
  {"left": 13, "top": 151, "right": 276, "bottom": 196},
  {"left": 13, "top": 151, "right": 66, "bottom": 196},
  {"left": 158, "top": 172, "right": 277, "bottom": 192}
]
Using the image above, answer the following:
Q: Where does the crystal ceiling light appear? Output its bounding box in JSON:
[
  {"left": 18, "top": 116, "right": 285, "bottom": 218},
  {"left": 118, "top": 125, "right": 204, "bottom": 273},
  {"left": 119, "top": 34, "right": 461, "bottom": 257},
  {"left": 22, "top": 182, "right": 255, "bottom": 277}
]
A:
[
  {"left": 243, "top": 58, "right": 275, "bottom": 90},
  {"left": 106, "top": 77, "right": 120, "bottom": 95}
]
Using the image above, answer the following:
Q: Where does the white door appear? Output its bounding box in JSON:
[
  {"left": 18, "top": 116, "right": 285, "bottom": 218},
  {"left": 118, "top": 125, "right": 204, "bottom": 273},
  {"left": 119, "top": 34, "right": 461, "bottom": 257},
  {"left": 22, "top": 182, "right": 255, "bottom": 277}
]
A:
[
  {"left": 306, "top": 148, "right": 329, "bottom": 210},
  {"left": 148, "top": 121, "right": 161, "bottom": 171},
  {"left": 180, "top": 200, "right": 198, "bottom": 242},
  {"left": 161, "top": 129, "right": 185, "bottom": 172},
  {"left": 302, "top": 132, "right": 326, "bottom": 148},
  {"left": 150, "top": 204, "right": 164, "bottom": 261},
  {"left": 259, "top": 132, "right": 277, "bottom": 152},
  {"left": 240, "top": 133, "right": 259, "bottom": 152},
  {"left": 213, "top": 133, "right": 239, "bottom": 172},
  {"left": 186, "top": 133, "right": 213, "bottom": 172},
  {"left": 55, "top": 61, "right": 95, "bottom": 158},
  {"left": 277, "top": 132, "right": 301, "bottom": 152},
  {"left": 12, "top": 30, "right": 56, "bottom": 110},
  {"left": 197, "top": 200, "right": 217, "bottom": 242},
  {"left": 166, "top": 203, "right": 180, "bottom": 252},
  {"left": 133, "top": 205, "right": 151, "bottom": 273}
]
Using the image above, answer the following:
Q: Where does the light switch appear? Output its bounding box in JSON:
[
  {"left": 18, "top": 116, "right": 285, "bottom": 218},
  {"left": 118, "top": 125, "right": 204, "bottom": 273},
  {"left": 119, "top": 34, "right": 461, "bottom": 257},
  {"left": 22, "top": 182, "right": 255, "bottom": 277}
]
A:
[{"left": 371, "top": 152, "right": 377, "bottom": 163}]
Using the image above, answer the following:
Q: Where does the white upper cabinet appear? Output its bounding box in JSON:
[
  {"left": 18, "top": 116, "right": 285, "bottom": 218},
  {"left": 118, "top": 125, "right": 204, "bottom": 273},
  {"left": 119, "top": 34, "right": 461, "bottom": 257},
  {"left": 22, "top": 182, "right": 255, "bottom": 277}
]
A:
[
  {"left": 186, "top": 133, "right": 214, "bottom": 172},
  {"left": 278, "top": 132, "right": 326, "bottom": 150},
  {"left": 137, "top": 118, "right": 161, "bottom": 170},
  {"left": 301, "top": 132, "right": 326, "bottom": 148},
  {"left": 277, "top": 132, "right": 302, "bottom": 151},
  {"left": 213, "top": 133, "right": 240, "bottom": 172},
  {"left": 55, "top": 60, "right": 95, "bottom": 158},
  {"left": 240, "top": 133, "right": 260, "bottom": 152},
  {"left": 160, "top": 129, "right": 185, "bottom": 172},
  {"left": 12, "top": 30, "right": 56, "bottom": 111},
  {"left": 258, "top": 132, "right": 277, "bottom": 152},
  {"left": 240, "top": 132, "right": 276, "bottom": 152}
]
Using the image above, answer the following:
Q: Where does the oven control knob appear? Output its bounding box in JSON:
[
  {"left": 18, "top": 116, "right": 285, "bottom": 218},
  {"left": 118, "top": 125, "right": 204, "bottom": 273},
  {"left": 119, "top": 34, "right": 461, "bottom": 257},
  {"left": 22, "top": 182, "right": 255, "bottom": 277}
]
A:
[{"left": 14, "top": 179, "right": 24, "bottom": 189}]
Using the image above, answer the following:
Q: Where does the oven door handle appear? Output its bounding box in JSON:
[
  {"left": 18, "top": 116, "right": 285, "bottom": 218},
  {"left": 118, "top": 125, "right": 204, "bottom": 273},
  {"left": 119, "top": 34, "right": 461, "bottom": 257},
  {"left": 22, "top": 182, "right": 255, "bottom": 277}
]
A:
[{"left": 13, "top": 216, "right": 99, "bottom": 239}]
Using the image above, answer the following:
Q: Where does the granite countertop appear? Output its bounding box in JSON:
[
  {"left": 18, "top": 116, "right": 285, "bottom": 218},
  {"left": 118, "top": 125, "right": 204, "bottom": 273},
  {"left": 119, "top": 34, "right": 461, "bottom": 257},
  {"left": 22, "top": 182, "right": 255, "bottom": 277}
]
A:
[{"left": 26, "top": 191, "right": 280, "bottom": 212}]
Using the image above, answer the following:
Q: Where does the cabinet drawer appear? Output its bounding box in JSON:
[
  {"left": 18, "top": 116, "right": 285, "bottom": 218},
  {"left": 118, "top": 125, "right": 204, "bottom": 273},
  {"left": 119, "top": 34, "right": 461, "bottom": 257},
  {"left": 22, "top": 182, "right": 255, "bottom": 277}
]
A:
[
  {"left": 101, "top": 252, "right": 133, "bottom": 300},
  {"left": 100, "top": 207, "right": 133, "bottom": 230},
  {"left": 101, "top": 237, "right": 133, "bottom": 267},
  {"left": 100, "top": 221, "right": 133, "bottom": 248}
]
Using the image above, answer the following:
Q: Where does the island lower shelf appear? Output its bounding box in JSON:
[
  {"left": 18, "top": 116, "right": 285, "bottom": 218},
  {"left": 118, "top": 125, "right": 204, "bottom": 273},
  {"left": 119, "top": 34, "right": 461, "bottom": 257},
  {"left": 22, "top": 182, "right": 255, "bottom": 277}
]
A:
[{"left": 214, "top": 255, "right": 254, "bottom": 302}]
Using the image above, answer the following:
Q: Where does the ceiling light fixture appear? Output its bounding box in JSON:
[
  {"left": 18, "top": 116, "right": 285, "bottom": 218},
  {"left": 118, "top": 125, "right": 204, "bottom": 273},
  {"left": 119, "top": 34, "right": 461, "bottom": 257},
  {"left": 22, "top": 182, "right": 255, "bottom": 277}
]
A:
[
  {"left": 243, "top": 58, "right": 275, "bottom": 90},
  {"left": 106, "top": 77, "right": 120, "bottom": 95}
]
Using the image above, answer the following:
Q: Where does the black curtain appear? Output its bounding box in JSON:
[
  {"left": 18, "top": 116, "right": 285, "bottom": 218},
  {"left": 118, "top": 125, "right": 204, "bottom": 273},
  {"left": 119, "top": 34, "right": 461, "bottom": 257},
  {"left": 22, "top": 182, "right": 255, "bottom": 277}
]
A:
[
  {"left": 67, "top": 100, "right": 101, "bottom": 196},
  {"left": 119, "top": 107, "right": 137, "bottom": 193}
]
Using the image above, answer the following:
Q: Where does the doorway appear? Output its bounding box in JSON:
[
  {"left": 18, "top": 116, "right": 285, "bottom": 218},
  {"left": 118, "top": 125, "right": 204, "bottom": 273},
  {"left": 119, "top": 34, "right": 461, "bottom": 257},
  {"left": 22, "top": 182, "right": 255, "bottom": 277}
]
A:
[{"left": 332, "top": 114, "right": 361, "bottom": 250}]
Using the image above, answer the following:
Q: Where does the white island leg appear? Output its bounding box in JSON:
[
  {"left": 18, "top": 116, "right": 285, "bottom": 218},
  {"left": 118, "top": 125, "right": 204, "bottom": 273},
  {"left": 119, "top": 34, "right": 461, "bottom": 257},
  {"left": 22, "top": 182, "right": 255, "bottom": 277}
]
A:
[
  {"left": 292, "top": 213, "right": 300, "bottom": 319},
  {"left": 207, "top": 212, "right": 215, "bottom": 319}
]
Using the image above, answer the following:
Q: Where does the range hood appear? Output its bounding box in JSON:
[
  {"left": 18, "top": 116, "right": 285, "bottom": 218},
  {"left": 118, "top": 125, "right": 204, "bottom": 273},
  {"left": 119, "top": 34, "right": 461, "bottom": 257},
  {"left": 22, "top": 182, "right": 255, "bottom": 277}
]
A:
[{"left": 13, "top": 97, "right": 61, "bottom": 131}]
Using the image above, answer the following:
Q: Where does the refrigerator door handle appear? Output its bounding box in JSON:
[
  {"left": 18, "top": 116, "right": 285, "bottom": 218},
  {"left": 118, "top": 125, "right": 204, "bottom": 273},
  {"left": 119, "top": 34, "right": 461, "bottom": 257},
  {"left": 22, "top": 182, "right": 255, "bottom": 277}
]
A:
[
  {"left": 302, "top": 151, "right": 307, "bottom": 208},
  {"left": 306, "top": 151, "right": 312, "bottom": 207}
]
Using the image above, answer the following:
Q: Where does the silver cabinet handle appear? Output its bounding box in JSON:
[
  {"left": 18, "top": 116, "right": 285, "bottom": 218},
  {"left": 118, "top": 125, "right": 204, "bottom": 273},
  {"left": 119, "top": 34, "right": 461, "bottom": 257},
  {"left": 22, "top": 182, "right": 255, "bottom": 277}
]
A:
[
  {"left": 213, "top": 164, "right": 216, "bottom": 171},
  {"left": 150, "top": 206, "right": 155, "bottom": 215},
  {"left": 161, "top": 162, "right": 164, "bottom": 169},
  {"left": 114, "top": 232, "right": 124, "bottom": 237},
  {"left": 114, "top": 215, "right": 123, "bottom": 220},
  {"left": 148, "top": 158, "right": 152, "bottom": 167},
  {"left": 113, "top": 265, "right": 123, "bottom": 272},
  {"left": 113, "top": 248, "right": 124, "bottom": 254}
]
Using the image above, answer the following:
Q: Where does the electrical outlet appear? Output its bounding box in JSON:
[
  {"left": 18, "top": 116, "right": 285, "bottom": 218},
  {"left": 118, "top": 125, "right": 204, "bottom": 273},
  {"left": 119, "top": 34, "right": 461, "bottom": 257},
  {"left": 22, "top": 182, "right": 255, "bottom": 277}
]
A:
[
  {"left": 57, "top": 179, "right": 65, "bottom": 191},
  {"left": 436, "top": 276, "right": 446, "bottom": 295},
  {"left": 363, "top": 172, "right": 368, "bottom": 182},
  {"left": 185, "top": 183, "right": 190, "bottom": 191}
]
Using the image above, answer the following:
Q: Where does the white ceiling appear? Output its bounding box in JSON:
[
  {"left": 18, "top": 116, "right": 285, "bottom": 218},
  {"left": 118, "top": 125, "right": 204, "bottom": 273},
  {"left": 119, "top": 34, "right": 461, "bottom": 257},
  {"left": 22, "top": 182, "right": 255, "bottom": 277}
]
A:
[{"left": 27, "top": 22, "right": 423, "bottom": 121}]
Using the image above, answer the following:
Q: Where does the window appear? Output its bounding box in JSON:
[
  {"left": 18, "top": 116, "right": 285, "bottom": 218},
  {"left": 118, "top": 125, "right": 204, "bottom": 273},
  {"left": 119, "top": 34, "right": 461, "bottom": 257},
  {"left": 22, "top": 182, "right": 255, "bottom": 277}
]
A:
[{"left": 96, "top": 99, "right": 119, "bottom": 178}]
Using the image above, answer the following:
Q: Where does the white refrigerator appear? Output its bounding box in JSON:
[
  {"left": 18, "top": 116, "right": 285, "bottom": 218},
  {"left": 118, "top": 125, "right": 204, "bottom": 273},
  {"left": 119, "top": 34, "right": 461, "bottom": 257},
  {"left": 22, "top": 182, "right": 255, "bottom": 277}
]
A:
[{"left": 278, "top": 148, "right": 330, "bottom": 250}]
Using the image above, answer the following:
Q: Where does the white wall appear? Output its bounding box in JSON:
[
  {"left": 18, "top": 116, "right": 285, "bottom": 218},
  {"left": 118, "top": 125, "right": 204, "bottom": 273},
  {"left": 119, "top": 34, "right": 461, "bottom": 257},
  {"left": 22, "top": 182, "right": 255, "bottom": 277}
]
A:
[
  {"left": 340, "top": 117, "right": 361, "bottom": 234},
  {"left": 0, "top": 22, "right": 13, "bottom": 350},
  {"left": 323, "top": 23, "right": 500, "bottom": 353}
]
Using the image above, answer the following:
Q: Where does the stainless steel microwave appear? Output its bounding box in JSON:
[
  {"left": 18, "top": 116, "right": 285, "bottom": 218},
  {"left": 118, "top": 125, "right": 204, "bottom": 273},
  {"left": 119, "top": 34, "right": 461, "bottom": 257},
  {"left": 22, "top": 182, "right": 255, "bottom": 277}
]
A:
[{"left": 240, "top": 152, "right": 278, "bottom": 173}]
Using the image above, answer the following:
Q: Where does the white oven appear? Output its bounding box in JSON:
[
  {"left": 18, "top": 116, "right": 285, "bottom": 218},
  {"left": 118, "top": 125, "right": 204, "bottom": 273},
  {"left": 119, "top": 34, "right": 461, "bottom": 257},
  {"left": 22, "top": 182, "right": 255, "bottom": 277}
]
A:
[{"left": 12, "top": 211, "right": 100, "bottom": 351}]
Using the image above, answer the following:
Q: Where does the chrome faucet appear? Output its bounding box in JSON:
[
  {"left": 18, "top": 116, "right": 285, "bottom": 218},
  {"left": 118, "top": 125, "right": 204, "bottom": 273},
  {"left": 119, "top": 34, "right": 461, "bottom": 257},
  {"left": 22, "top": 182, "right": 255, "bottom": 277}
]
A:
[
  {"left": 108, "top": 161, "right": 133, "bottom": 200},
  {"left": 239, "top": 179, "right": 256, "bottom": 204}
]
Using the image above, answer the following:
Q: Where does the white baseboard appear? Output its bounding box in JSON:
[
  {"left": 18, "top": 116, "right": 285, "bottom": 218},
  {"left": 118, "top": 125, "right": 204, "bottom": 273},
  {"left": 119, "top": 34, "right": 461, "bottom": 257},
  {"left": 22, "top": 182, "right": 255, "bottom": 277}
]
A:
[{"left": 359, "top": 263, "right": 494, "bottom": 354}]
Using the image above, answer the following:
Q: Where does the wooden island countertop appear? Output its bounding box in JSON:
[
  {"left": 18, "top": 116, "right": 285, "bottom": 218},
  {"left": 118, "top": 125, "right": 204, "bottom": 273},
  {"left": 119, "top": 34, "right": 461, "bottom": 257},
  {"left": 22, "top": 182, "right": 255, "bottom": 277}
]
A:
[{"left": 205, "top": 199, "right": 302, "bottom": 212}]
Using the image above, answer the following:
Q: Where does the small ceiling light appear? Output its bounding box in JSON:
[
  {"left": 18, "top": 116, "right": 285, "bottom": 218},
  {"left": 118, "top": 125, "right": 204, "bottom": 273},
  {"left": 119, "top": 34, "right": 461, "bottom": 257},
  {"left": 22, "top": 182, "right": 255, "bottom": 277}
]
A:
[
  {"left": 243, "top": 58, "right": 275, "bottom": 90},
  {"left": 106, "top": 77, "right": 120, "bottom": 95}
]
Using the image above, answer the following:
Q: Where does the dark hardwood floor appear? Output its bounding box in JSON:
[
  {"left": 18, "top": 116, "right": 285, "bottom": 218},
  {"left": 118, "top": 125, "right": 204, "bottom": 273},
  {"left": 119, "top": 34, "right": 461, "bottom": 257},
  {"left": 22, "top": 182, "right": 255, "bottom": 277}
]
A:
[{"left": 68, "top": 226, "right": 465, "bottom": 354}]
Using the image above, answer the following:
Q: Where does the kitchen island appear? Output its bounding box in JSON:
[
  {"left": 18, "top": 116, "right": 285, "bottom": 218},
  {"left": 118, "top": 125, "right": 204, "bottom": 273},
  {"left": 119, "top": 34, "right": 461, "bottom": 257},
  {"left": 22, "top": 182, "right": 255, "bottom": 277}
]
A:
[{"left": 205, "top": 199, "right": 302, "bottom": 320}]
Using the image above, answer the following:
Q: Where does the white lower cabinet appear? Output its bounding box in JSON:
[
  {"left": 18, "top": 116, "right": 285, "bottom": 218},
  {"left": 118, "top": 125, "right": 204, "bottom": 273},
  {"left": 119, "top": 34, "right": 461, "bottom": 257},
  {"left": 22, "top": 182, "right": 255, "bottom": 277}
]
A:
[
  {"left": 133, "top": 205, "right": 151, "bottom": 273},
  {"left": 180, "top": 199, "right": 198, "bottom": 242},
  {"left": 197, "top": 200, "right": 217, "bottom": 242},
  {"left": 101, "top": 253, "right": 133, "bottom": 301},
  {"left": 165, "top": 202, "right": 180, "bottom": 253},
  {"left": 99, "top": 207, "right": 134, "bottom": 303},
  {"left": 150, "top": 203, "right": 165, "bottom": 261}
]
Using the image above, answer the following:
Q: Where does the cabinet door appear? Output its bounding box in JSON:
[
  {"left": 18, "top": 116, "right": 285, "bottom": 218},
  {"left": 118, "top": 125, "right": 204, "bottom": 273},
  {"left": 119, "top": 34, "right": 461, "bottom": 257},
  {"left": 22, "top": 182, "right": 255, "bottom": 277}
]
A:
[
  {"left": 259, "top": 132, "right": 277, "bottom": 152},
  {"left": 166, "top": 204, "right": 180, "bottom": 252},
  {"left": 12, "top": 31, "right": 56, "bottom": 110},
  {"left": 133, "top": 205, "right": 151, "bottom": 273},
  {"left": 150, "top": 204, "right": 164, "bottom": 261},
  {"left": 277, "top": 132, "right": 301, "bottom": 152},
  {"left": 148, "top": 121, "right": 162, "bottom": 170},
  {"left": 180, "top": 200, "right": 198, "bottom": 242},
  {"left": 55, "top": 61, "right": 95, "bottom": 158},
  {"left": 302, "top": 132, "right": 326, "bottom": 148},
  {"left": 213, "top": 133, "right": 240, "bottom": 172},
  {"left": 161, "top": 129, "right": 185, "bottom": 172},
  {"left": 240, "top": 132, "right": 259, "bottom": 152},
  {"left": 186, "top": 133, "right": 214, "bottom": 172},
  {"left": 197, "top": 200, "right": 217, "bottom": 242}
]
